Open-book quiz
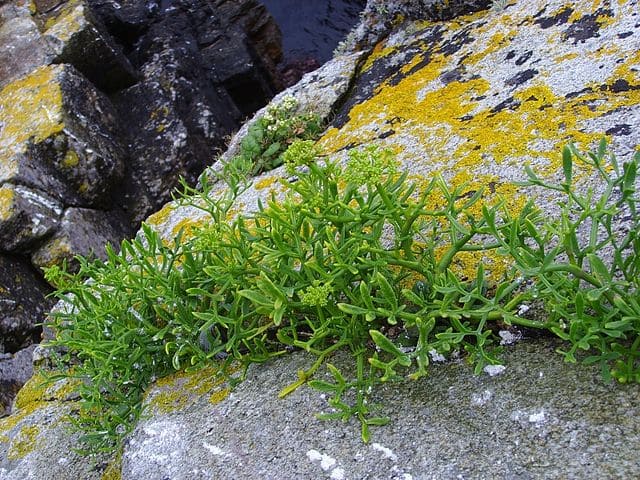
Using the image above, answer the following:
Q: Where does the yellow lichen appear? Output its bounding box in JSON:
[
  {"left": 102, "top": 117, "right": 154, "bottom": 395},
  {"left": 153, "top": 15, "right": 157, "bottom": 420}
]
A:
[
  {"left": 7, "top": 425, "right": 40, "bottom": 460},
  {"left": 146, "top": 204, "right": 176, "bottom": 228},
  {"left": 0, "top": 66, "right": 65, "bottom": 167},
  {"left": 209, "top": 387, "right": 230, "bottom": 404},
  {"left": 101, "top": 452, "right": 122, "bottom": 480},
  {"left": 44, "top": 2, "right": 85, "bottom": 43},
  {"left": 62, "top": 149, "right": 79, "bottom": 168},
  {"left": 148, "top": 364, "right": 238, "bottom": 413},
  {"left": 254, "top": 176, "right": 279, "bottom": 191},
  {"left": 0, "top": 184, "right": 15, "bottom": 221},
  {"left": 319, "top": 2, "right": 640, "bottom": 277}
]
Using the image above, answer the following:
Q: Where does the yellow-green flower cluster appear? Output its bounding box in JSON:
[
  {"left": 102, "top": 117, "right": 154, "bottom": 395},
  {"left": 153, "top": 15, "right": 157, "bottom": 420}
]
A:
[
  {"left": 283, "top": 140, "right": 321, "bottom": 175},
  {"left": 344, "top": 145, "right": 398, "bottom": 185},
  {"left": 192, "top": 223, "right": 223, "bottom": 251},
  {"left": 299, "top": 281, "right": 333, "bottom": 307}
]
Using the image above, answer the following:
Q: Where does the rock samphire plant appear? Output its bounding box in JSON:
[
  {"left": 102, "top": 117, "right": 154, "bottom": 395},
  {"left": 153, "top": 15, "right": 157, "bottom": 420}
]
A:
[{"left": 44, "top": 137, "right": 640, "bottom": 453}]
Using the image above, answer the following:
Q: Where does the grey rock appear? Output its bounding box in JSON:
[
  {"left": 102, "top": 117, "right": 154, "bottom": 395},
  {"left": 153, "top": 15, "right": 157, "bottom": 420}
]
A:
[
  {"left": 118, "top": 338, "right": 640, "bottom": 479},
  {"left": 0, "top": 64, "right": 125, "bottom": 208},
  {"left": 0, "top": 2, "right": 51, "bottom": 90},
  {"left": 31, "top": 206, "right": 129, "bottom": 271},
  {"left": 0, "top": 376, "right": 108, "bottom": 480},
  {"left": 0, "top": 345, "right": 36, "bottom": 417},
  {"left": 0, "top": 183, "right": 62, "bottom": 252},
  {"left": 0, "top": 254, "right": 52, "bottom": 354}
]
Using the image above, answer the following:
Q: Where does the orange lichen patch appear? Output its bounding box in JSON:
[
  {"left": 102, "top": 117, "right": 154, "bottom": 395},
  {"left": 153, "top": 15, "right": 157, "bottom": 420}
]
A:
[
  {"left": 0, "top": 183, "right": 15, "bottom": 221},
  {"left": 0, "top": 66, "right": 64, "bottom": 160}
]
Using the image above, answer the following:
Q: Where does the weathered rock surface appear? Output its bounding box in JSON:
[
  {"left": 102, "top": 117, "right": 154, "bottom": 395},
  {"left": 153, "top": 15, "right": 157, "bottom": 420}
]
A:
[
  {"left": 0, "top": 345, "right": 36, "bottom": 417},
  {"left": 0, "top": 1, "right": 51, "bottom": 90},
  {"left": 2, "top": 339, "right": 640, "bottom": 479},
  {"left": 0, "top": 184, "right": 62, "bottom": 252},
  {"left": 40, "top": 0, "right": 138, "bottom": 92},
  {"left": 101, "top": 0, "right": 283, "bottom": 223},
  {"left": 0, "top": 255, "right": 52, "bottom": 353}
]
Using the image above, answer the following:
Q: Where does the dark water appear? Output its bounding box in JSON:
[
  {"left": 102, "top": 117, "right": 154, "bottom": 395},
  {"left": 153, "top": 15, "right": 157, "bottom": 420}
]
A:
[{"left": 260, "top": 0, "right": 366, "bottom": 64}]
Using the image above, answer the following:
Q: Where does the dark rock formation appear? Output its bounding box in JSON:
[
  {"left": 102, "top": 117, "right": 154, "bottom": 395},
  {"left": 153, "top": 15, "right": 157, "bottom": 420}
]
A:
[
  {"left": 0, "top": 0, "right": 283, "bottom": 413},
  {"left": 0, "top": 255, "right": 52, "bottom": 354}
]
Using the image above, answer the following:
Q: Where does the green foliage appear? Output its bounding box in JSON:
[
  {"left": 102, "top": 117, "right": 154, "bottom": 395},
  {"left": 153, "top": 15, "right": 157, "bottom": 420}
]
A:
[
  {"left": 45, "top": 139, "right": 640, "bottom": 453},
  {"left": 232, "top": 95, "right": 323, "bottom": 177}
]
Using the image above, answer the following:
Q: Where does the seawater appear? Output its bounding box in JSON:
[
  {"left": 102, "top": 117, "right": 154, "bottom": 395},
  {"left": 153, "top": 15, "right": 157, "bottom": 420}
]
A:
[{"left": 260, "top": 0, "right": 366, "bottom": 63}]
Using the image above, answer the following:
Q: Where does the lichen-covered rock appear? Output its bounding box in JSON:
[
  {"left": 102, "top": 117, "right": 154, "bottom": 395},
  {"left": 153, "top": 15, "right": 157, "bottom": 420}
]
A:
[
  {"left": 119, "top": 339, "right": 640, "bottom": 479},
  {"left": 31, "top": 207, "right": 129, "bottom": 271},
  {"left": 0, "top": 64, "right": 125, "bottom": 207},
  {"left": 40, "top": 0, "right": 138, "bottom": 92},
  {"left": 0, "top": 254, "right": 52, "bottom": 353},
  {"left": 0, "top": 183, "right": 62, "bottom": 252},
  {"left": 0, "top": 1, "right": 51, "bottom": 90},
  {"left": 320, "top": 0, "right": 640, "bottom": 254},
  {"left": 0, "top": 374, "right": 107, "bottom": 480}
]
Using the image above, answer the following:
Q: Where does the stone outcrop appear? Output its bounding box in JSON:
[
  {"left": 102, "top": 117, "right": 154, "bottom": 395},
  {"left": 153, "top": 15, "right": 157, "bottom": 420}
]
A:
[
  {"left": 0, "top": 0, "right": 283, "bottom": 412},
  {"left": 2, "top": 0, "right": 639, "bottom": 477}
]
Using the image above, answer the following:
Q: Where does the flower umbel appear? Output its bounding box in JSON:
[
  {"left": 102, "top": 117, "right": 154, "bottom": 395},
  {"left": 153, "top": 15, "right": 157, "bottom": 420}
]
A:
[
  {"left": 299, "top": 281, "right": 333, "bottom": 307},
  {"left": 344, "top": 145, "right": 398, "bottom": 185}
]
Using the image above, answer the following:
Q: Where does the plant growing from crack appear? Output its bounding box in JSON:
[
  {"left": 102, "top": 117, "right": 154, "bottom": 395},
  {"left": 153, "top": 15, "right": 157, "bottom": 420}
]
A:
[{"left": 44, "top": 138, "right": 640, "bottom": 453}]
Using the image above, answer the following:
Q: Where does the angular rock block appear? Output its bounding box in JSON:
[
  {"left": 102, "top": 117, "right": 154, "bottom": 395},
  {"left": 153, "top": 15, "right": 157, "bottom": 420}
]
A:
[
  {"left": 41, "top": 0, "right": 137, "bottom": 92},
  {"left": 0, "top": 2, "right": 51, "bottom": 89},
  {"left": 0, "top": 344, "right": 36, "bottom": 417},
  {"left": 113, "top": 48, "right": 240, "bottom": 223},
  {"left": 0, "top": 254, "right": 52, "bottom": 354},
  {"left": 31, "top": 207, "right": 128, "bottom": 271},
  {"left": 201, "top": 26, "right": 276, "bottom": 115},
  {"left": 0, "top": 183, "right": 62, "bottom": 252},
  {"left": 0, "top": 64, "right": 125, "bottom": 207}
]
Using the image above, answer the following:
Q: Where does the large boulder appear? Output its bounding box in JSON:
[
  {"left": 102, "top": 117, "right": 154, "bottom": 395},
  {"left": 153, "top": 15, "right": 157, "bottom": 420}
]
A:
[
  {"left": 31, "top": 207, "right": 129, "bottom": 271},
  {"left": 38, "top": 0, "right": 138, "bottom": 92}
]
